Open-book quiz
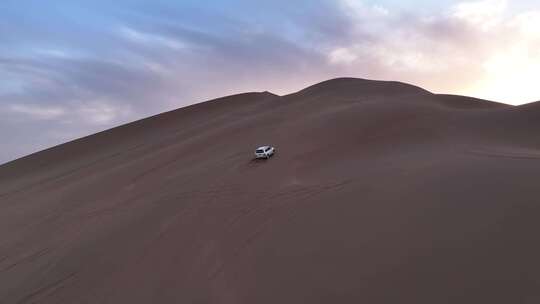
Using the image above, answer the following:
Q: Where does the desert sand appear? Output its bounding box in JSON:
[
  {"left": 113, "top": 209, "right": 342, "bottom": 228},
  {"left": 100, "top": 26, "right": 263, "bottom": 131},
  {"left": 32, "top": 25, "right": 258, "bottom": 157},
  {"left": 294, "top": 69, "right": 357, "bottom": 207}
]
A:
[{"left": 1, "top": 78, "right": 540, "bottom": 303}]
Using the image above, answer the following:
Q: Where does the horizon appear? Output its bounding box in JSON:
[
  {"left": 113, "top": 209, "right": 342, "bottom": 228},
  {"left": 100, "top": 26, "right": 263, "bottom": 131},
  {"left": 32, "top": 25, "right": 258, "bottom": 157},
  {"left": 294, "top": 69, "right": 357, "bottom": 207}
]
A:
[
  {"left": 0, "top": 77, "right": 515, "bottom": 165},
  {"left": 2, "top": 0, "right": 540, "bottom": 163}
]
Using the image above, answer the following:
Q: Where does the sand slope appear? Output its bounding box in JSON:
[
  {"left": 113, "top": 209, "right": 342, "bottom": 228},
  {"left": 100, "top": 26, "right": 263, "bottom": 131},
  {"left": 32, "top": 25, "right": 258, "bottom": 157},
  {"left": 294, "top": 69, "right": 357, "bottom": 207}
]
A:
[{"left": 1, "top": 78, "right": 540, "bottom": 303}]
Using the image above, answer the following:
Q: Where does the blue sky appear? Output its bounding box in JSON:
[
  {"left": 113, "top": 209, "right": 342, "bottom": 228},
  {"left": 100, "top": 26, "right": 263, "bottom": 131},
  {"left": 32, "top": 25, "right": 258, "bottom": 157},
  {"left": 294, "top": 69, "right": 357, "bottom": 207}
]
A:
[{"left": 1, "top": 0, "right": 540, "bottom": 163}]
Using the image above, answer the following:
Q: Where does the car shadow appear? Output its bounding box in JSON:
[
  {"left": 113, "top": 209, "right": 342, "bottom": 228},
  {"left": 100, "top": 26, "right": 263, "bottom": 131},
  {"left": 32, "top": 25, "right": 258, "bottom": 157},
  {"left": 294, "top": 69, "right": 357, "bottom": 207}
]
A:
[
  {"left": 248, "top": 154, "right": 276, "bottom": 165},
  {"left": 250, "top": 158, "right": 269, "bottom": 163}
]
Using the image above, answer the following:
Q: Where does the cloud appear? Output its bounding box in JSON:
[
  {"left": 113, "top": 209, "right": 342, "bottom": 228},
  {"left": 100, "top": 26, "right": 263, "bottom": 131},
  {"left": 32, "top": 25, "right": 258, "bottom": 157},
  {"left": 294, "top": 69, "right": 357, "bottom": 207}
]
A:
[
  {"left": 329, "top": 48, "right": 358, "bottom": 65},
  {"left": 8, "top": 104, "right": 67, "bottom": 120},
  {"left": 451, "top": 0, "right": 507, "bottom": 30},
  {"left": 118, "top": 26, "right": 187, "bottom": 50},
  {"left": 510, "top": 11, "right": 540, "bottom": 37},
  {"left": 76, "top": 101, "right": 133, "bottom": 125}
]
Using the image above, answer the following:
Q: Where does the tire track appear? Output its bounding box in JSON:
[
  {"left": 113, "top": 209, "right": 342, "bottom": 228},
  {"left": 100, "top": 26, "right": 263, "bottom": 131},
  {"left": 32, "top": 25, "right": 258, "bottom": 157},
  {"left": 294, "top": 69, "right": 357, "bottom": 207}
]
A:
[
  {"left": 14, "top": 271, "right": 77, "bottom": 304},
  {"left": 0, "top": 248, "right": 50, "bottom": 274}
]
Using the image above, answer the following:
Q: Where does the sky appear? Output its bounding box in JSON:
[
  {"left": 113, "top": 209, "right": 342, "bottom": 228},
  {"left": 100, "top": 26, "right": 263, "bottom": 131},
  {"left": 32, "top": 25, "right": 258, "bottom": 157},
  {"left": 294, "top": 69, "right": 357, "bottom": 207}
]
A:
[{"left": 1, "top": 0, "right": 540, "bottom": 164}]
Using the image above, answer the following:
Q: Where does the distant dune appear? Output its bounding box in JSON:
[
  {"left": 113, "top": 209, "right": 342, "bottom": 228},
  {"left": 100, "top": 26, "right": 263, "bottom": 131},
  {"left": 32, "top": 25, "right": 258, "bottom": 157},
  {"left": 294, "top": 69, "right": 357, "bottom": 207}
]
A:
[{"left": 2, "top": 78, "right": 540, "bottom": 303}]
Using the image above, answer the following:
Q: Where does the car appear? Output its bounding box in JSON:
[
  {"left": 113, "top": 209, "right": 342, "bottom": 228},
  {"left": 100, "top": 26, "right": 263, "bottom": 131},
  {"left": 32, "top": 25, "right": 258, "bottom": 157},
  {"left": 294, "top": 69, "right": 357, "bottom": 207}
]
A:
[{"left": 254, "top": 146, "right": 276, "bottom": 159}]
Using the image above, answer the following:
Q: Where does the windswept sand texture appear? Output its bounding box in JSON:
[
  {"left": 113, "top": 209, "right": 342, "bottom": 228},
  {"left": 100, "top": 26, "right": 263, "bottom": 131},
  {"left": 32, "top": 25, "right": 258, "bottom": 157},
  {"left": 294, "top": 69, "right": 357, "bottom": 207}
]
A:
[{"left": 1, "top": 78, "right": 540, "bottom": 303}]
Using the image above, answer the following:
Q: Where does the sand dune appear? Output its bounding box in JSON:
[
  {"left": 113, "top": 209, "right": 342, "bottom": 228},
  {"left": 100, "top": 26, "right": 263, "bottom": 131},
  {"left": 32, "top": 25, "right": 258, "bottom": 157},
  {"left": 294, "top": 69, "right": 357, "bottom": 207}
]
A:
[{"left": 1, "top": 78, "right": 540, "bottom": 303}]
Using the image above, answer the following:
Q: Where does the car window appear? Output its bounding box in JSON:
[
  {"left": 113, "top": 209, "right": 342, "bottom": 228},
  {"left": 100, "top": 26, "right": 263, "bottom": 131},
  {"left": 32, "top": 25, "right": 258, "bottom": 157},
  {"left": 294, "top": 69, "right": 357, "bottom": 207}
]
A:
[{"left": 256, "top": 149, "right": 264, "bottom": 153}]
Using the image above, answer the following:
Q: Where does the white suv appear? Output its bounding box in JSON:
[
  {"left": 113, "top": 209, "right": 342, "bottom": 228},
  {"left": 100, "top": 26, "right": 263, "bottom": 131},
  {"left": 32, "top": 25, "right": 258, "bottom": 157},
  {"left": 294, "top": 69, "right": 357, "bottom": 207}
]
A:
[{"left": 254, "top": 146, "right": 275, "bottom": 159}]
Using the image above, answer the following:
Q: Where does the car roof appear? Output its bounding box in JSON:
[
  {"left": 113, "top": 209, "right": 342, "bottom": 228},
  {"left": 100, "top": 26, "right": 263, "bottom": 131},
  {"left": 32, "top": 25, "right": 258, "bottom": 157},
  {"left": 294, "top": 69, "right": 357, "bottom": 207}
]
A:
[{"left": 256, "top": 146, "right": 271, "bottom": 150}]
